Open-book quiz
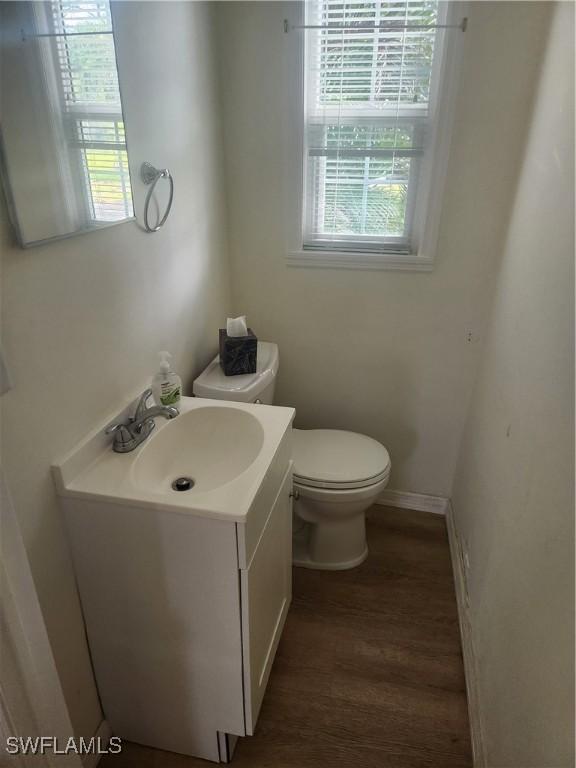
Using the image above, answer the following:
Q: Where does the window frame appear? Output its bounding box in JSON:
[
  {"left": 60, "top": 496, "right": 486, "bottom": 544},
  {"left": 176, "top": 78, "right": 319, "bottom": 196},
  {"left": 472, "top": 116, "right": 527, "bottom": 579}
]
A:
[{"left": 283, "top": 0, "right": 466, "bottom": 271}]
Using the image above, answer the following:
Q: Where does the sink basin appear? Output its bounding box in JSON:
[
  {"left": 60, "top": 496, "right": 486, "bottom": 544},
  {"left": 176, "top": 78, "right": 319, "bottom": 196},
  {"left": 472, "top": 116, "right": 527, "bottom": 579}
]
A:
[
  {"left": 54, "top": 396, "right": 294, "bottom": 522},
  {"left": 132, "top": 406, "right": 265, "bottom": 494}
]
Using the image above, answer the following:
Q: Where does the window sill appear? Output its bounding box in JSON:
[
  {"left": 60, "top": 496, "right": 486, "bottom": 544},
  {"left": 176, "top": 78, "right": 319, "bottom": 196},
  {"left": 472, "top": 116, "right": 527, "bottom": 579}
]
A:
[{"left": 285, "top": 250, "right": 434, "bottom": 272}]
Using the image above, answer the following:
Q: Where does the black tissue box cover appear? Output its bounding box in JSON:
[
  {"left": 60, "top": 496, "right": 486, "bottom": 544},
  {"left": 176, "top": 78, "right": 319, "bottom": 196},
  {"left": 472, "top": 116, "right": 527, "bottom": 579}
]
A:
[{"left": 219, "top": 328, "right": 258, "bottom": 376}]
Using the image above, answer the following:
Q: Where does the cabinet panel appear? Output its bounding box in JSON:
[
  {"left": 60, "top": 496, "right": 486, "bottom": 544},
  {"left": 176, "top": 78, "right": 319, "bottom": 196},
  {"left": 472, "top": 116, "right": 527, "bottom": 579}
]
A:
[
  {"left": 241, "top": 464, "right": 293, "bottom": 733},
  {"left": 63, "top": 498, "right": 245, "bottom": 761}
]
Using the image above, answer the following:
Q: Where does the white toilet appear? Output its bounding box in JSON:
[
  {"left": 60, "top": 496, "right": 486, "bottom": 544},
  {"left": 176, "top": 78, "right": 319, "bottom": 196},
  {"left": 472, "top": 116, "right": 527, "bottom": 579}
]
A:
[{"left": 193, "top": 341, "right": 391, "bottom": 570}]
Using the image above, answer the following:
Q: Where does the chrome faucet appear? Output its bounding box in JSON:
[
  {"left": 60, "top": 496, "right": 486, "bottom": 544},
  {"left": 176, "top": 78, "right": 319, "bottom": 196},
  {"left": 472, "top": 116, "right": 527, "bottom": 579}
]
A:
[{"left": 106, "top": 388, "right": 178, "bottom": 453}]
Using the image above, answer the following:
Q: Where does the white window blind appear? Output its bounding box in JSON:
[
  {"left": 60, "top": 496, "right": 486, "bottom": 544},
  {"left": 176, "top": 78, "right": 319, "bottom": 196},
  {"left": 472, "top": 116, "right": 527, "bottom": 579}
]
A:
[
  {"left": 303, "top": 0, "right": 443, "bottom": 254},
  {"left": 50, "top": 0, "right": 133, "bottom": 222}
]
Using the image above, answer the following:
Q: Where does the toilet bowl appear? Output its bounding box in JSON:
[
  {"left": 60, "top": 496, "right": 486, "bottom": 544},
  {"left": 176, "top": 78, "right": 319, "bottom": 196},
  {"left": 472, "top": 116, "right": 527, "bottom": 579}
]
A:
[{"left": 193, "top": 342, "right": 391, "bottom": 570}]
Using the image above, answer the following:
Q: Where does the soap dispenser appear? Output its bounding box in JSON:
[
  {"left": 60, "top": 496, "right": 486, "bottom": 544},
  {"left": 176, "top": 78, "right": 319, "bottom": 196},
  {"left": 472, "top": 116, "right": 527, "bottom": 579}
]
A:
[{"left": 152, "top": 351, "right": 182, "bottom": 407}]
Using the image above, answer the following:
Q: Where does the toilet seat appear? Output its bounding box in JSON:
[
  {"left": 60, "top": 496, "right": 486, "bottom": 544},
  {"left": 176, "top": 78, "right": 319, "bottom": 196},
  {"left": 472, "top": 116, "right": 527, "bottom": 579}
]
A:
[
  {"left": 293, "top": 465, "right": 391, "bottom": 491},
  {"left": 293, "top": 473, "right": 390, "bottom": 505},
  {"left": 293, "top": 429, "right": 391, "bottom": 490}
]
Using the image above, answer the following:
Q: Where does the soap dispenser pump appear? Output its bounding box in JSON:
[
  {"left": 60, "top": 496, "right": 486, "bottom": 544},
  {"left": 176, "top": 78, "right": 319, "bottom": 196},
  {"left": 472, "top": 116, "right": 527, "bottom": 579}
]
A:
[{"left": 152, "top": 351, "right": 182, "bottom": 407}]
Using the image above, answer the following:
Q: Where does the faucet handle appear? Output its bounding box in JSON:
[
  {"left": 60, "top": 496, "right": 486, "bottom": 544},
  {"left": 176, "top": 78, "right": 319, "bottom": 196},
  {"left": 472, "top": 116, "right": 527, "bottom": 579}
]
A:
[
  {"left": 134, "top": 388, "right": 154, "bottom": 420},
  {"left": 105, "top": 422, "right": 133, "bottom": 450}
]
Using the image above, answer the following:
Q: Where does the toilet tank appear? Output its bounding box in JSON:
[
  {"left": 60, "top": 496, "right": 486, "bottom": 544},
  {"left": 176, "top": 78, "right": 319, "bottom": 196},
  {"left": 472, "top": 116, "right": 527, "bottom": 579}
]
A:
[{"left": 193, "top": 341, "right": 279, "bottom": 404}]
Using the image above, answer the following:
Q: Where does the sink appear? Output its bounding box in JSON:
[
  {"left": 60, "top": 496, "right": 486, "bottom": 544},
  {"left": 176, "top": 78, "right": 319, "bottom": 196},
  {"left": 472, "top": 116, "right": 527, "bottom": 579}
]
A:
[
  {"left": 53, "top": 396, "right": 294, "bottom": 522},
  {"left": 132, "top": 406, "right": 265, "bottom": 494}
]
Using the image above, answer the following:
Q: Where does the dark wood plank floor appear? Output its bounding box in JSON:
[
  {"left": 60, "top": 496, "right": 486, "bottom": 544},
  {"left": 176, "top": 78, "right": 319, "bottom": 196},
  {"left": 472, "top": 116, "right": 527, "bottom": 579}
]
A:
[{"left": 100, "top": 507, "right": 472, "bottom": 767}]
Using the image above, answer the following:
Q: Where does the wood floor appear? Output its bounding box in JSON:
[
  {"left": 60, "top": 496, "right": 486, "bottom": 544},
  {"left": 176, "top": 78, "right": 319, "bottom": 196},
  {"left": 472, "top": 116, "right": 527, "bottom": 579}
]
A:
[{"left": 99, "top": 507, "right": 472, "bottom": 768}]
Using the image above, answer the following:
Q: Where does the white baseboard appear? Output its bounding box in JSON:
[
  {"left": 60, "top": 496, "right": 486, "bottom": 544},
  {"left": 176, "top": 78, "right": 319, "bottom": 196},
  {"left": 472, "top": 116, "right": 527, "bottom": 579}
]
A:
[
  {"left": 82, "top": 720, "right": 112, "bottom": 768},
  {"left": 445, "top": 502, "right": 486, "bottom": 768},
  {"left": 375, "top": 489, "right": 449, "bottom": 515}
]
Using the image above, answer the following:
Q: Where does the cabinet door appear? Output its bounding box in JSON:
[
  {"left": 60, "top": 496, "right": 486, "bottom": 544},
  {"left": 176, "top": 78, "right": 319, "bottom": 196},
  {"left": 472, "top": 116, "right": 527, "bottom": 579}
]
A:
[{"left": 241, "top": 464, "right": 292, "bottom": 734}]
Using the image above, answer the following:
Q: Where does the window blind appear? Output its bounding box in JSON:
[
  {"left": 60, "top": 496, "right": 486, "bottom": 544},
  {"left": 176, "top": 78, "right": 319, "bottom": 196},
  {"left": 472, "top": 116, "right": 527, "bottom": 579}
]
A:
[
  {"left": 50, "top": 0, "right": 133, "bottom": 222},
  {"left": 303, "top": 0, "right": 441, "bottom": 253}
]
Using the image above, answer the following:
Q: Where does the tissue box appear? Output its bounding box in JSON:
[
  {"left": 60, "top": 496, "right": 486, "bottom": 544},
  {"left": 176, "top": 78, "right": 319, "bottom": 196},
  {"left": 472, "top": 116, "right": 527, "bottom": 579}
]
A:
[{"left": 219, "top": 328, "right": 258, "bottom": 376}]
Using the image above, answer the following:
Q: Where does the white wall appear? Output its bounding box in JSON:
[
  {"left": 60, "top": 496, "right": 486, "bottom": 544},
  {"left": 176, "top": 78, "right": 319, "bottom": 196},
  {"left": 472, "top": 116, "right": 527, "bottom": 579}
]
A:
[
  {"left": 0, "top": 2, "right": 230, "bottom": 740},
  {"left": 451, "top": 3, "right": 574, "bottom": 765},
  {"left": 217, "top": 1, "right": 552, "bottom": 497}
]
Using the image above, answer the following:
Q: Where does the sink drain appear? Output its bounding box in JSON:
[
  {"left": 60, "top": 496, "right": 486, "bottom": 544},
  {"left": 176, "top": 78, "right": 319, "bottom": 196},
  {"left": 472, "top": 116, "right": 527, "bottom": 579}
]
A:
[{"left": 172, "top": 476, "right": 195, "bottom": 492}]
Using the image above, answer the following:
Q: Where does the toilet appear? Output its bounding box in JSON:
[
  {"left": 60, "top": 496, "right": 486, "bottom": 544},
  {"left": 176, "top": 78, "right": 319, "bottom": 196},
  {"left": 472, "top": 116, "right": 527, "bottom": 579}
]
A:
[{"left": 193, "top": 341, "right": 391, "bottom": 570}]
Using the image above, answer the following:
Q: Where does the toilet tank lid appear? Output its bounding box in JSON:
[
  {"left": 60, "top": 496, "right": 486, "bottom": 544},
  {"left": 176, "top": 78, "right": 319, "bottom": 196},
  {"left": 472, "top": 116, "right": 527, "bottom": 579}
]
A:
[{"left": 193, "top": 341, "right": 279, "bottom": 399}]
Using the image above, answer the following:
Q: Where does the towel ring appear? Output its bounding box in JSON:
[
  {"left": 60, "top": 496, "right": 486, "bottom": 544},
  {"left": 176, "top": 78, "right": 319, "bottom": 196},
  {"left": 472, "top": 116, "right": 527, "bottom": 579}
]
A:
[{"left": 141, "top": 162, "right": 174, "bottom": 233}]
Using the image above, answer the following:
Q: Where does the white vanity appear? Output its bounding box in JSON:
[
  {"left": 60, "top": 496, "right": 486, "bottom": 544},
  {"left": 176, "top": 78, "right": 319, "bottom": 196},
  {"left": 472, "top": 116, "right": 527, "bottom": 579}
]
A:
[{"left": 53, "top": 396, "right": 295, "bottom": 762}]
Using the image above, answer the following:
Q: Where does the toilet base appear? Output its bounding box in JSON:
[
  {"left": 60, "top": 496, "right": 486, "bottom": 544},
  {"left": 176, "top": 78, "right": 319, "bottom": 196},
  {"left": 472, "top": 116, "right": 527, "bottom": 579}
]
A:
[
  {"left": 292, "top": 518, "right": 369, "bottom": 571},
  {"left": 293, "top": 546, "right": 369, "bottom": 571}
]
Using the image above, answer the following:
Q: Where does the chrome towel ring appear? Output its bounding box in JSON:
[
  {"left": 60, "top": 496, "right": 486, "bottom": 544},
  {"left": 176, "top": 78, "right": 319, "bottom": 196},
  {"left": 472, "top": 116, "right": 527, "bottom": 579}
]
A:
[{"left": 141, "top": 162, "right": 174, "bottom": 233}]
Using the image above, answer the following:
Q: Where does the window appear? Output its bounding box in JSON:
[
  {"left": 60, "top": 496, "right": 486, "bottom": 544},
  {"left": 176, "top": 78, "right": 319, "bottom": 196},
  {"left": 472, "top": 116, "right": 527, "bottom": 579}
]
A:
[
  {"left": 49, "top": 0, "right": 133, "bottom": 223},
  {"left": 294, "top": 0, "right": 461, "bottom": 266}
]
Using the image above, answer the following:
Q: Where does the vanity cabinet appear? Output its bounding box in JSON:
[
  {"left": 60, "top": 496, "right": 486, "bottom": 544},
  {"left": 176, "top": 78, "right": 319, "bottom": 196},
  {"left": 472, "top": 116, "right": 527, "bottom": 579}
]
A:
[{"left": 62, "top": 435, "right": 293, "bottom": 763}]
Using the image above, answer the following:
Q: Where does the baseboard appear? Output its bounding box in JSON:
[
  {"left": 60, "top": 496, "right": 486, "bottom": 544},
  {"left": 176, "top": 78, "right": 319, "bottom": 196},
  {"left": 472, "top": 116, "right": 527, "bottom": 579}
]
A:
[
  {"left": 82, "top": 720, "right": 112, "bottom": 768},
  {"left": 375, "top": 489, "right": 449, "bottom": 515},
  {"left": 445, "top": 503, "right": 486, "bottom": 768}
]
